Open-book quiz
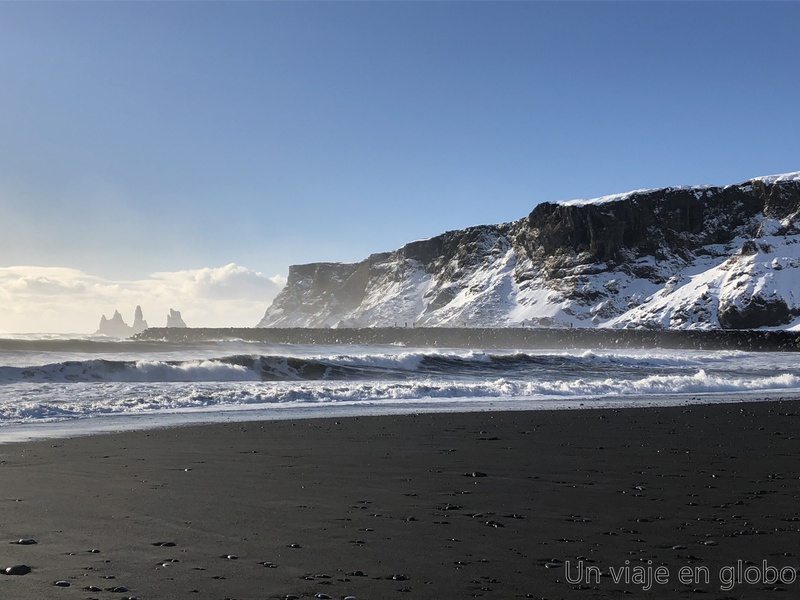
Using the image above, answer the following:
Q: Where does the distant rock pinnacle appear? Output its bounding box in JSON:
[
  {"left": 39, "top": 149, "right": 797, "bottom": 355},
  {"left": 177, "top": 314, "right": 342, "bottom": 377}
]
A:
[
  {"left": 166, "top": 309, "right": 187, "bottom": 328},
  {"left": 97, "top": 306, "right": 149, "bottom": 337}
]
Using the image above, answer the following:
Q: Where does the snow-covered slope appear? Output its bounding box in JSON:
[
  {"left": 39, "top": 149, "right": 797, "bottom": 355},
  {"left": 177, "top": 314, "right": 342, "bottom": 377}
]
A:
[{"left": 259, "top": 172, "right": 800, "bottom": 330}]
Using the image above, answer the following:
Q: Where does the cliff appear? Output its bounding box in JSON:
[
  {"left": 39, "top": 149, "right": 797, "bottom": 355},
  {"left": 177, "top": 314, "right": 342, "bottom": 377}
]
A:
[{"left": 258, "top": 172, "right": 800, "bottom": 330}]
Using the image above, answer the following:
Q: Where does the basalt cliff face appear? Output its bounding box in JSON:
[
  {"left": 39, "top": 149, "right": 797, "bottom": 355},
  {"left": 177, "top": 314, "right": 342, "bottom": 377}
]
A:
[{"left": 258, "top": 172, "right": 800, "bottom": 330}]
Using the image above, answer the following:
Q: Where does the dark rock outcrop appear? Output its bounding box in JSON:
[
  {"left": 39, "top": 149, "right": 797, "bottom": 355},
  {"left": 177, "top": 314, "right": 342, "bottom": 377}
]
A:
[{"left": 718, "top": 296, "right": 798, "bottom": 330}]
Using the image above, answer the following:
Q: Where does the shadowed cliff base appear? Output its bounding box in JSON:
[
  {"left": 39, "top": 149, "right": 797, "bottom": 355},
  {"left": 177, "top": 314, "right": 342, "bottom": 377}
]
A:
[{"left": 134, "top": 327, "right": 800, "bottom": 351}]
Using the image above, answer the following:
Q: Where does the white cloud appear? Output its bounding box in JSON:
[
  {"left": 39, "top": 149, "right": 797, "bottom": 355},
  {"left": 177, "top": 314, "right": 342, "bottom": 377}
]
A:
[{"left": 0, "top": 264, "right": 284, "bottom": 333}]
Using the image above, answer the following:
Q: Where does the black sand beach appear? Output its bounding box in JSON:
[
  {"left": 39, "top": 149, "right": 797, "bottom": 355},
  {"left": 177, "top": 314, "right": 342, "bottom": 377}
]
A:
[{"left": 1, "top": 400, "right": 799, "bottom": 599}]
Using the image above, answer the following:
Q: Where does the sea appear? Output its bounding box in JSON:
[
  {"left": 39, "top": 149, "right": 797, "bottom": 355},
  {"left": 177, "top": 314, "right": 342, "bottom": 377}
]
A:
[{"left": 1, "top": 333, "right": 800, "bottom": 443}]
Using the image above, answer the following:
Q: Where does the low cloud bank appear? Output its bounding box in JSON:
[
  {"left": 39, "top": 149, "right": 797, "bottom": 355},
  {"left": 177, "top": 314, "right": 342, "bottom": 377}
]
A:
[{"left": 0, "top": 263, "right": 285, "bottom": 333}]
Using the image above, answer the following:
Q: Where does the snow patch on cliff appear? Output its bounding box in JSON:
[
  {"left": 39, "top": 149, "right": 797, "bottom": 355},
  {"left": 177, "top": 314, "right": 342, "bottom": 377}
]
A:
[
  {"left": 607, "top": 233, "right": 800, "bottom": 330},
  {"left": 751, "top": 171, "right": 800, "bottom": 185}
]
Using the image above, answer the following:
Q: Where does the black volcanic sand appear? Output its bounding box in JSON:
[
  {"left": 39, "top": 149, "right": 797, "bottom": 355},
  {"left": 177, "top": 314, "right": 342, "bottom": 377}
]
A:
[{"left": 1, "top": 401, "right": 799, "bottom": 599}]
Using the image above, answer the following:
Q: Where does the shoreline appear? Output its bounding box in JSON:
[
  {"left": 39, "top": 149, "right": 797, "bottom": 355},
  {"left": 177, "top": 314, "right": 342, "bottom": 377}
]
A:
[
  {"left": 3, "top": 390, "right": 800, "bottom": 444},
  {"left": 1, "top": 400, "right": 798, "bottom": 598}
]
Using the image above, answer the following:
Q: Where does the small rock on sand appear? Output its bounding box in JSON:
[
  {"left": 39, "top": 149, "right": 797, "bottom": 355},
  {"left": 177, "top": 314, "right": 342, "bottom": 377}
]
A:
[{"left": 4, "top": 564, "right": 32, "bottom": 575}]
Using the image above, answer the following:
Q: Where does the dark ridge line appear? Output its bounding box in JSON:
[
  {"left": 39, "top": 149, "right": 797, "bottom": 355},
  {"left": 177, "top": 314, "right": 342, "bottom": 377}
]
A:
[{"left": 133, "top": 327, "right": 800, "bottom": 351}]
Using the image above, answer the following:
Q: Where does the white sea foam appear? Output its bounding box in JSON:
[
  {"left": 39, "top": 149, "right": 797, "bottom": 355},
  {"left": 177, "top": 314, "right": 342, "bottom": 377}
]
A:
[
  {"left": 1, "top": 368, "right": 798, "bottom": 427},
  {"left": 1, "top": 339, "right": 799, "bottom": 440}
]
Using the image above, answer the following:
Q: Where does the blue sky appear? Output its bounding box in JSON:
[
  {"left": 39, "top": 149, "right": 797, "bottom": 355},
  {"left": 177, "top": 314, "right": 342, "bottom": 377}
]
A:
[{"left": 1, "top": 1, "right": 799, "bottom": 332}]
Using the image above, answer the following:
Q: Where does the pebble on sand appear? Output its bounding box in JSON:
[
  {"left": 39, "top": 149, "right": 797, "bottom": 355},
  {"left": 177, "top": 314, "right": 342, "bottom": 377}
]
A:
[
  {"left": 347, "top": 570, "right": 367, "bottom": 577},
  {"left": 159, "top": 558, "right": 180, "bottom": 567},
  {"left": 4, "top": 564, "right": 32, "bottom": 575},
  {"left": 486, "top": 520, "right": 505, "bottom": 528},
  {"left": 10, "top": 538, "right": 37, "bottom": 545}
]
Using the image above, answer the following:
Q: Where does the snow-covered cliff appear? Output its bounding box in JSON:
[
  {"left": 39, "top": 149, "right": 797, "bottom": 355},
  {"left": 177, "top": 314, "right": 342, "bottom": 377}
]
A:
[{"left": 258, "top": 172, "right": 800, "bottom": 330}]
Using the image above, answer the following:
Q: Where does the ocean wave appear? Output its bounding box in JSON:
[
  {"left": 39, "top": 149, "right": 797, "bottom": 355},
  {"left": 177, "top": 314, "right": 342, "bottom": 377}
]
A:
[
  {"left": 0, "top": 349, "right": 716, "bottom": 384},
  {"left": 1, "top": 369, "right": 799, "bottom": 425}
]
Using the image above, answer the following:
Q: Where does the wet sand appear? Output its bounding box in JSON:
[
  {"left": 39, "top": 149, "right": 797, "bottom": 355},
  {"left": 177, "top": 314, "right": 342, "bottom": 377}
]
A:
[{"left": 1, "top": 400, "right": 799, "bottom": 599}]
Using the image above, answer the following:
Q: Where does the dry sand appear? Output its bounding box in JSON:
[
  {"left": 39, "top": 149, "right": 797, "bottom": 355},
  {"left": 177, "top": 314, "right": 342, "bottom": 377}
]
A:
[{"left": 1, "top": 400, "right": 799, "bottom": 599}]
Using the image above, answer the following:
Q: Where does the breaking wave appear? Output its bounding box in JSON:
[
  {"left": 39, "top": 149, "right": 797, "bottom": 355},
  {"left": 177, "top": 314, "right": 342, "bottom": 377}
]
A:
[
  {"left": 0, "top": 350, "right": 714, "bottom": 384},
  {"left": 2, "top": 345, "right": 799, "bottom": 429},
  {"left": 1, "top": 369, "right": 799, "bottom": 425}
]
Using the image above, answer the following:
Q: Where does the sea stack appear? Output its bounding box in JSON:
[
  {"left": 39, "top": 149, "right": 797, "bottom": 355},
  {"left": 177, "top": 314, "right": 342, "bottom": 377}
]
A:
[
  {"left": 96, "top": 306, "right": 149, "bottom": 337},
  {"left": 96, "top": 310, "right": 133, "bottom": 337},
  {"left": 166, "top": 309, "right": 187, "bottom": 328},
  {"left": 132, "top": 305, "right": 148, "bottom": 334}
]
